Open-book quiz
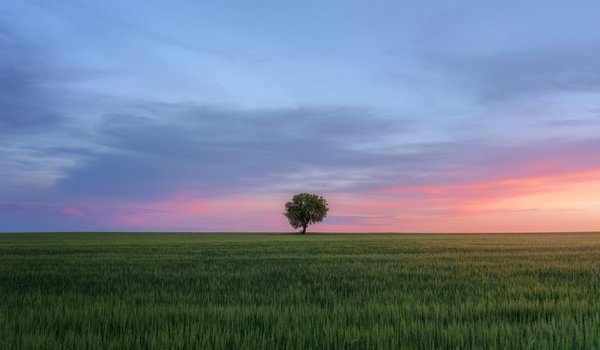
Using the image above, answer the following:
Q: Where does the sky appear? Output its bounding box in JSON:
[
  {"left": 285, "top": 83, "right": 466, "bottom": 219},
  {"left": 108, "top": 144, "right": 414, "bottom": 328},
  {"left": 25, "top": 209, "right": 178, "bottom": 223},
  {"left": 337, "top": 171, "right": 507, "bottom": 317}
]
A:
[{"left": 2, "top": 0, "right": 600, "bottom": 232}]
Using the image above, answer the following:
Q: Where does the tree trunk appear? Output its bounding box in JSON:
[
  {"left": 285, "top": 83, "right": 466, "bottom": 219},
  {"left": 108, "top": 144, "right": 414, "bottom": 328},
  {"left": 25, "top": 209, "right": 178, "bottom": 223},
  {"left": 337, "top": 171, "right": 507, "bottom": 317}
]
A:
[{"left": 301, "top": 225, "right": 307, "bottom": 234}]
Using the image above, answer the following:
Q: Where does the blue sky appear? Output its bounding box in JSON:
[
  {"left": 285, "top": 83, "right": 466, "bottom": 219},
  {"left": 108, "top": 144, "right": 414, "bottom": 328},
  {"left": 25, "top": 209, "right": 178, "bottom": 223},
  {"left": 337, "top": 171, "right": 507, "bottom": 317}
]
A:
[{"left": 2, "top": 1, "right": 600, "bottom": 232}]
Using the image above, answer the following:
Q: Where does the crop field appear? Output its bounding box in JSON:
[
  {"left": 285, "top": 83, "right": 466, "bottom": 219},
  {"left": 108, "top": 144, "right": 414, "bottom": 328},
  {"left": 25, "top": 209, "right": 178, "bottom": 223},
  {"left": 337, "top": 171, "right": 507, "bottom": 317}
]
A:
[{"left": 2, "top": 232, "right": 600, "bottom": 349}]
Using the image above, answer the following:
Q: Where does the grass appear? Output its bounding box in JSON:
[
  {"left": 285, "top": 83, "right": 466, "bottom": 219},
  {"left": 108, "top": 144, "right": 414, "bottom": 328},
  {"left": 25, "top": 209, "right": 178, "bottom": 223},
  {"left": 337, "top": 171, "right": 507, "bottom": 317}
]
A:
[{"left": 2, "top": 232, "right": 600, "bottom": 349}]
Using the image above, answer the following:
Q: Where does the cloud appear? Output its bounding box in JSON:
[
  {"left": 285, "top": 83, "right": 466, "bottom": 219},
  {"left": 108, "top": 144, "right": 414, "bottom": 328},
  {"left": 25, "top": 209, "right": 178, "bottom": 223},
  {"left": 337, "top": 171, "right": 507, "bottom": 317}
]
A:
[
  {"left": 46, "top": 95, "right": 600, "bottom": 207},
  {"left": 319, "top": 163, "right": 600, "bottom": 232},
  {"left": 44, "top": 101, "right": 600, "bottom": 232},
  {"left": 3, "top": 0, "right": 600, "bottom": 232},
  {"left": 0, "top": 201, "right": 171, "bottom": 231},
  {"left": 54, "top": 104, "right": 411, "bottom": 199},
  {"left": 426, "top": 44, "right": 600, "bottom": 102},
  {"left": 31, "top": 1, "right": 266, "bottom": 63},
  {"left": 542, "top": 118, "right": 600, "bottom": 127},
  {"left": 0, "top": 25, "right": 65, "bottom": 134}
]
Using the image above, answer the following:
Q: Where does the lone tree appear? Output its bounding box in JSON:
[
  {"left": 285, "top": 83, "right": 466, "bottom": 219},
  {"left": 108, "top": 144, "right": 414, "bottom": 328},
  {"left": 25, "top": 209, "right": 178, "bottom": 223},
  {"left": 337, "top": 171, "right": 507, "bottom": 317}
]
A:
[{"left": 283, "top": 193, "right": 329, "bottom": 234}]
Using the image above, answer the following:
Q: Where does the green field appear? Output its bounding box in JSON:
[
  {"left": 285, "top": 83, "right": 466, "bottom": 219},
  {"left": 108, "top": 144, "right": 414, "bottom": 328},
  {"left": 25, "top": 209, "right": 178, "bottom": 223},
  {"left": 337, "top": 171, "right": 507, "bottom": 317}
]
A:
[{"left": 2, "top": 232, "right": 600, "bottom": 349}]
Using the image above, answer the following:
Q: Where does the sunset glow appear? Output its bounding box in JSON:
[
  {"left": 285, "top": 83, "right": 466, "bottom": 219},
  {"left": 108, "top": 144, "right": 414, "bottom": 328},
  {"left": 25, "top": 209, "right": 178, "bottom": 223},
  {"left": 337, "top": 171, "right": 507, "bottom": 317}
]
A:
[{"left": 2, "top": 1, "right": 600, "bottom": 232}]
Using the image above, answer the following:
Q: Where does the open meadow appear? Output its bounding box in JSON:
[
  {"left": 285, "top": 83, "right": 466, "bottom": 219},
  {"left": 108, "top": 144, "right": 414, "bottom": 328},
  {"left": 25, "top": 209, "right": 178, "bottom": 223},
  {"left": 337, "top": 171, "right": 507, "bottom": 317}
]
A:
[{"left": 2, "top": 232, "right": 600, "bottom": 349}]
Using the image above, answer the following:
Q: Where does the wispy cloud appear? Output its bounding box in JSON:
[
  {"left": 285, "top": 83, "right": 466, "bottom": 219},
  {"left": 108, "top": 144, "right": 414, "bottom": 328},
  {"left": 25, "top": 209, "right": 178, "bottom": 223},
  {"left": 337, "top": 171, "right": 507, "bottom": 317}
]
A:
[
  {"left": 54, "top": 104, "right": 410, "bottom": 199},
  {"left": 0, "top": 25, "right": 65, "bottom": 134},
  {"left": 2, "top": 1, "right": 600, "bottom": 232},
  {"left": 433, "top": 45, "right": 600, "bottom": 101}
]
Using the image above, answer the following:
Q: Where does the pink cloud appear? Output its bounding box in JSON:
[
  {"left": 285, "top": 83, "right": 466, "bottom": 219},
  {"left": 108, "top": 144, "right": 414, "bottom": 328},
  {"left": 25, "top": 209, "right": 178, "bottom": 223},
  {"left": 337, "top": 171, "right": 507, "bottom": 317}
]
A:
[
  {"left": 60, "top": 208, "right": 83, "bottom": 217},
  {"left": 335, "top": 167, "right": 600, "bottom": 232},
  {"left": 103, "top": 192, "right": 290, "bottom": 231},
  {"left": 98, "top": 165, "right": 600, "bottom": 232},
  {"left": 5, "top": 161, "right": 600, "bottom": 233}
]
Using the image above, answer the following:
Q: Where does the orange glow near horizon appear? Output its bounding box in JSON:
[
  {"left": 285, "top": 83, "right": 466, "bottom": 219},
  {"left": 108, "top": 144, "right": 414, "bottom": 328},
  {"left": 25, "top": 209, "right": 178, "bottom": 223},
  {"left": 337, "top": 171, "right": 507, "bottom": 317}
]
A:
[
  {"left": 325, "top": 168, "right": 600, "bottom": 233},
  {"left": 104, "top": 168, "right": 600, "bottom": 233}
]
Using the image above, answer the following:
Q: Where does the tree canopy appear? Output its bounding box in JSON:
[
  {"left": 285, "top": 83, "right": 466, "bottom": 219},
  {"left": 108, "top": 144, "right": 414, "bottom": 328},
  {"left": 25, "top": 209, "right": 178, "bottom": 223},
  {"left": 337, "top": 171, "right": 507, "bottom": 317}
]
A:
[{"left": 283, "top": 193, "right": 329, "bottom": 234}]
